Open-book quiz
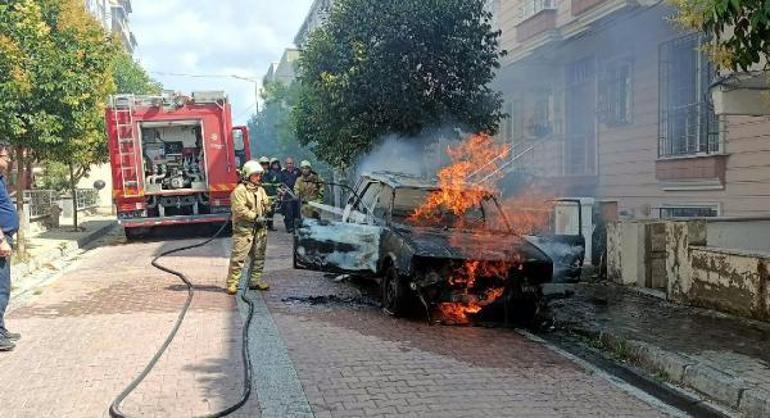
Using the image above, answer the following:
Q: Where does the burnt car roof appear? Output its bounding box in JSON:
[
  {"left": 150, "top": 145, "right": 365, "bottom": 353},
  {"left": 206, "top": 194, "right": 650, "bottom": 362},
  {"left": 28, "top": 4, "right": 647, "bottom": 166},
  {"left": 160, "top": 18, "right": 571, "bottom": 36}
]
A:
[{"left": 363, "top": 171, "right": 495, "bottom": 194}]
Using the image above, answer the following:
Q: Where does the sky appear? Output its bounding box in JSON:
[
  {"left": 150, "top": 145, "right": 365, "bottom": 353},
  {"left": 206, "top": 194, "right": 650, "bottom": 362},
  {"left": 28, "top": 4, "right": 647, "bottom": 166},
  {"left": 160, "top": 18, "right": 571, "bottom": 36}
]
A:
[{"left": 130, "top": 0, "right": 313, "bottom": 125}]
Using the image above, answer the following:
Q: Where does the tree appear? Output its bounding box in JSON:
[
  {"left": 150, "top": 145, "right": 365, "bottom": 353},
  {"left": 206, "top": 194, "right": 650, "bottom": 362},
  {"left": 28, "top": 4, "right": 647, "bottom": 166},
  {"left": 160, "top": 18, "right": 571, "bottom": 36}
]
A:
[
  {"left": 673, "top": 0, "right": 770, "bottom": 71},
  {"left": 292, "top": 0, "right": 506, "bottom": 169},
  {"left": 35, "top": 0, "right": 117, "bottom": 231},
  {"left": 112, "top": 51, "right": 162, "bottom": 95},
  {"left": 250, "top": 81, "right": 322, "bottom": 165},
  {"left": 0, "top": 0, "right": 60, "bottom": 255}
]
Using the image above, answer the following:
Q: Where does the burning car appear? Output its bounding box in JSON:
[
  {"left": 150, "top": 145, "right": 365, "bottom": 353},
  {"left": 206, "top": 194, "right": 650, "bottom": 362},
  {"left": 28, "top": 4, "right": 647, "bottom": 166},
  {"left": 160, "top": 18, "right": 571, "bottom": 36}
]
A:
[{"left": 293, "top": 171, "right": 584, "bottom": 324}]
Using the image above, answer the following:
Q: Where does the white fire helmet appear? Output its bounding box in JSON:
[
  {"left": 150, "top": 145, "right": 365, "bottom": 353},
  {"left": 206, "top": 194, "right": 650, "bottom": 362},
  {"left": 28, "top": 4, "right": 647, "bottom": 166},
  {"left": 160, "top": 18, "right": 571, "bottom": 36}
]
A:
[{"left": 242, "top": 160, "right": 264, "bottom": 178}]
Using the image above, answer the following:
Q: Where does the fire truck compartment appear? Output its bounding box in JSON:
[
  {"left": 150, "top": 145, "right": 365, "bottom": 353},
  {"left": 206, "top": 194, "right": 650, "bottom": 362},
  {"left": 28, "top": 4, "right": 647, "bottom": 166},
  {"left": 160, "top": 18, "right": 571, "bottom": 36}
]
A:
[{"left": 139, "top": 120, "right": 208, "bottom": 195}]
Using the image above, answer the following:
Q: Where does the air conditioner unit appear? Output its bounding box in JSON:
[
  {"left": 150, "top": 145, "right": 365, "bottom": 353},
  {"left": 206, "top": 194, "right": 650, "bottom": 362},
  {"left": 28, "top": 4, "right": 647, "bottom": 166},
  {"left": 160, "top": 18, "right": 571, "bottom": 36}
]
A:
[{"left": 711, "top": 72, "right": 770, "bottom": 116}]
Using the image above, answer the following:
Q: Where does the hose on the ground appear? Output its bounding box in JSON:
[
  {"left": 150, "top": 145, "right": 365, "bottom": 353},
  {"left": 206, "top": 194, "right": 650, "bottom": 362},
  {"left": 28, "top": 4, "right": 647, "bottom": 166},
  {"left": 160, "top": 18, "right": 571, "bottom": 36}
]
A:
[{"left": 109, "top": 221, "right": 255, "bottom": 418}]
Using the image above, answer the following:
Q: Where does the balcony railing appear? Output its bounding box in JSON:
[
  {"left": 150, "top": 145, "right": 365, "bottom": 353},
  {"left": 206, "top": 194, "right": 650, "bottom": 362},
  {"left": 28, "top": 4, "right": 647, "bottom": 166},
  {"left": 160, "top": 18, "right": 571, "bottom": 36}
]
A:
[{"left": 519, "top": 0, "right": 557, "bottom": 21}]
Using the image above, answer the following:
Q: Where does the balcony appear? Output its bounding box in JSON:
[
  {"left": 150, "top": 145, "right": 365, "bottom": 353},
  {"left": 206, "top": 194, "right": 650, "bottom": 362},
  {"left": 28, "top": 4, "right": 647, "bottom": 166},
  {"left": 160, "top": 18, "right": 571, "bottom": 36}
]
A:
[
  {"left": 571, "top": 0, "right": 608, "bottom": 16},
  {"left": 516, "top": 9, "right": 557, "bottom": 42}
]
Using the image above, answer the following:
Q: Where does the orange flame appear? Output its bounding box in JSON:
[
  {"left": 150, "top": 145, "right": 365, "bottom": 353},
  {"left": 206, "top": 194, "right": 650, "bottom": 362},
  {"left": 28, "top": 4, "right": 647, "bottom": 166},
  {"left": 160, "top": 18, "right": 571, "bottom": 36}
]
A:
[{"left": 408, "top": 134, "right": 555, "bottom": 324}]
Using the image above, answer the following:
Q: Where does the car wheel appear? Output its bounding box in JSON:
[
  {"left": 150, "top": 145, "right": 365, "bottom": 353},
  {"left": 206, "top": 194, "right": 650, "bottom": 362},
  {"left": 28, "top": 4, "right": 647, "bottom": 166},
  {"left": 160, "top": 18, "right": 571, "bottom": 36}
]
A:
[
  {"left": 509, "top": 284, "right": 543, "bottom": 327},
  {"left": 381, "top": 264, "right": 407, "bottom": 317}
]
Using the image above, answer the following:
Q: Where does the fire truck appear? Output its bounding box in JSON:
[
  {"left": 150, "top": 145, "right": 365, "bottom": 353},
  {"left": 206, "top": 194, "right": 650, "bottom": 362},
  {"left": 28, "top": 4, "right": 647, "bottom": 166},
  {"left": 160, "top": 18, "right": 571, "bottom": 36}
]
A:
[{"left": 106, "top": 91, "right": 251, "bottom": 239}]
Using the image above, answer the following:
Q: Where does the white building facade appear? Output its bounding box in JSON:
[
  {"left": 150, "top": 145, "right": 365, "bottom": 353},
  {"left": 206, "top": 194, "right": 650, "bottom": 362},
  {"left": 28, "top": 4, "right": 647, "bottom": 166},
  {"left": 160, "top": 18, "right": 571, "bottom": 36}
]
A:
[{"left": 84, "top": 0, "right": 137, "bottom": 53}]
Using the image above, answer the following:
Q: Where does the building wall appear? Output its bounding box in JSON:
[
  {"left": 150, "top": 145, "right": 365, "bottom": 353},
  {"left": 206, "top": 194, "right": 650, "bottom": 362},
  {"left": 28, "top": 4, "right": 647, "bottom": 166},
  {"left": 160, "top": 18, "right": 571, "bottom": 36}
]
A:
[
  {"left": 84, "top": 0, "right": 136, "bottom": 53},
  {"left": 294, "top": 0, "right": 334, "bottom": 47},
  {"left": 493, "top": 1, "right": 770, "bottom": 219}
]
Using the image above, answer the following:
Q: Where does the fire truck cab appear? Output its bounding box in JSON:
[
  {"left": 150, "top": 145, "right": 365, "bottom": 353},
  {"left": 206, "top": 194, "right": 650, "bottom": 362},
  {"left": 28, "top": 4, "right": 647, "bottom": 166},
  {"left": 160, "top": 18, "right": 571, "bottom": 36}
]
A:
[{"left": 106, "top": 91, "right": 251, "bottom": 238}]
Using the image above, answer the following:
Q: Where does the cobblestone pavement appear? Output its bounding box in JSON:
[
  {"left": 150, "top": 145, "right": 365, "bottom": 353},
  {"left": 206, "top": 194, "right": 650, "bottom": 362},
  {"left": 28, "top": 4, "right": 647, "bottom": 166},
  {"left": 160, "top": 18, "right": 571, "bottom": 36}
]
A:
[
  {"left": 0, "top": 227, "right": 670, "bottom": 417},
  {"left": 0, "top": 228, "right": 259, "bottom": 418}
]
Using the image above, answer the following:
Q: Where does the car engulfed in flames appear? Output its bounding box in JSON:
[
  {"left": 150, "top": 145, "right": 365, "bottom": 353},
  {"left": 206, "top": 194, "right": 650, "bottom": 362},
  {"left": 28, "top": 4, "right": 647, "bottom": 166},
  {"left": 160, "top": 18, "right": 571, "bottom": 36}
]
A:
[{"left": 293, "top": 134, "right": 583, "bottom": 325}]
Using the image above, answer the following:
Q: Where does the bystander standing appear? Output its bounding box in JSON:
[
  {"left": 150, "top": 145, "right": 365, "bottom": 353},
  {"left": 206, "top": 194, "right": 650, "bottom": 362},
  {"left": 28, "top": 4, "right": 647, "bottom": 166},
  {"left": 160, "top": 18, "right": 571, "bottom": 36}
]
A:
[
  {"left": 280, "top": 158, "right": 301, "bottom": 233},
  {"left": 0, "top": 142, "right": 20, "bottom": 351}
]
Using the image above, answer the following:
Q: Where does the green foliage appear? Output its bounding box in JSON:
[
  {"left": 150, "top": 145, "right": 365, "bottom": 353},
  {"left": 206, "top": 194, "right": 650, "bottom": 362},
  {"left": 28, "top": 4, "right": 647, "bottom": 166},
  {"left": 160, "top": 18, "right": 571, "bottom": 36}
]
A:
[
  {"left": 292, "top": 0, "right": 506, "bottom": 168},
  {"left": 36, "top": 161, "right": 69, "bottom": 191},
  {"left": 673, "top": 0, "right": 770, "bottom": 71},
  {"left": 0, "top": 0, "right": 56, "bottom": 147},
  {"left": 113, "top": 51, "right": 163, "bottom": 95},
  {"left": 249, "top": 81, "right": 328, "bottom": 173}
]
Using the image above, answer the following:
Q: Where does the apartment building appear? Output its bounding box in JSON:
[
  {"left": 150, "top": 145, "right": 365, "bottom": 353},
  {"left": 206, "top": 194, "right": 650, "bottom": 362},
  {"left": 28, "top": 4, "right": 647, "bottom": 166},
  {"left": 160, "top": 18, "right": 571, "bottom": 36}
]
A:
[
  {"left": 84, "top": 0, "right": 137, "bottom": 53},
  {"left": 263, "top": 49, "right": 301, "bottom": 87},
  {"left": 491, "top": 0, "right": 770, "bottom": 219},
  {"left": 294, "top": 0, "right": 334, "bottom": 48}
]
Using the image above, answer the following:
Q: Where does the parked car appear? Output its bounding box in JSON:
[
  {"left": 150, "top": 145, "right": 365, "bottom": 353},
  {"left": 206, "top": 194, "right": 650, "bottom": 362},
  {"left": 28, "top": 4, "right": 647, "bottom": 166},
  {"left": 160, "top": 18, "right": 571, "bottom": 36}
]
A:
[{"left": 293, "top": 172, "right": 584, "bottom": 323}]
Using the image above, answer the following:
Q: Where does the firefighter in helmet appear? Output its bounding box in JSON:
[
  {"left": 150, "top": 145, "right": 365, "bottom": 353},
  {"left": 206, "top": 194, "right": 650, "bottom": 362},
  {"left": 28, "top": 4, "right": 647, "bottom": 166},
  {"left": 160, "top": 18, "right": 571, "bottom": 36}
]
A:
[
  {"left": 226, "top": 160, "right": 271, "bottom": 294},
  {"left": 294, "top": 160, "right": 324, "bottom": 219},
  {"left": 259, "top": 156, "right": 279, "bottom": 230}
]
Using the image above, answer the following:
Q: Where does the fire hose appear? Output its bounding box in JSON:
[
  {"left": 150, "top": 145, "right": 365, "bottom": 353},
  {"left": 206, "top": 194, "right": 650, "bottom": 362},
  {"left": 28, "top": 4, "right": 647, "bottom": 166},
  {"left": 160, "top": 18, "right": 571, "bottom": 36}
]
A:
[{"left": 109, "top": 220, "right": 256, "bottom": 418}]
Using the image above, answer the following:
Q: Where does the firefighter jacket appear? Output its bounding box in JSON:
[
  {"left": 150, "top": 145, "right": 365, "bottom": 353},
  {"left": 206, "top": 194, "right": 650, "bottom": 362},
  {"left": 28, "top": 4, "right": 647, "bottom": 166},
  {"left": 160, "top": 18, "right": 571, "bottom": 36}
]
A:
[
  {"left": 262, "top": 170, "right": 281, "bottom": 197},
  {"left": 230, "top": 182, "right": 270, "bottom": 232},
  {"left": 294, "top": 172, "right": 324, "bottom": 204}
]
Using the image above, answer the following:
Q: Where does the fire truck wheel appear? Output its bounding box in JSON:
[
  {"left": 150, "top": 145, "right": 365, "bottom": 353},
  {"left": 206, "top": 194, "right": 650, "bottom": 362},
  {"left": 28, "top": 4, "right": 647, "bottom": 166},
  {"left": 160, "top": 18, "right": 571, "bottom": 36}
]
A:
[
  {"left": 125, "top": 227, "right": 149, "bottom": 241},
  {"left": 381, "top": 264, "right": 408, "bottom": 317}
]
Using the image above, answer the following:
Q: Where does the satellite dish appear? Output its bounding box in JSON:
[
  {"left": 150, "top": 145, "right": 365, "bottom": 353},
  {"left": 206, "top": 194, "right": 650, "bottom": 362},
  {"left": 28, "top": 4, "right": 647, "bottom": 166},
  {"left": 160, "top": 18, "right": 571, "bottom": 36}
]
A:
[{"left": 93, "top": 180, "right": 106, "bottom": 191}]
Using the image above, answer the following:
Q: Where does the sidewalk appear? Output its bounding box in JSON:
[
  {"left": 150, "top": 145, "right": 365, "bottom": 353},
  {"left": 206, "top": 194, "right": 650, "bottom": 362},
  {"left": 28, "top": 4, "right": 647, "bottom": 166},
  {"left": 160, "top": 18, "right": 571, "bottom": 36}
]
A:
[
  {"left": 549, "top": 282, "right": 770, "bottom": 417},
  {"left": 10, "top": 214, "right": 117, "bottom": 303}
]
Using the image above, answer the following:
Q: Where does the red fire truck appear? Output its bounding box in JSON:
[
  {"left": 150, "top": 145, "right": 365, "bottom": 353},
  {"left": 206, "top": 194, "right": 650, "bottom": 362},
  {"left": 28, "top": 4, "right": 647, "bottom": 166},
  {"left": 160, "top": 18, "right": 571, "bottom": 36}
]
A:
[{"left": 106, "top": 91, "right": 251, "bottom": 239}]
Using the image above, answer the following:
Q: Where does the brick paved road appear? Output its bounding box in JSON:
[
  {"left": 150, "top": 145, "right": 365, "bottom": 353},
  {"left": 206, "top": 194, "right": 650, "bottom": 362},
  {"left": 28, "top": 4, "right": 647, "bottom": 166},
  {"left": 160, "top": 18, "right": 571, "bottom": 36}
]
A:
[{"left": 0, "top": 227, "right": 670, "bottom": 417}]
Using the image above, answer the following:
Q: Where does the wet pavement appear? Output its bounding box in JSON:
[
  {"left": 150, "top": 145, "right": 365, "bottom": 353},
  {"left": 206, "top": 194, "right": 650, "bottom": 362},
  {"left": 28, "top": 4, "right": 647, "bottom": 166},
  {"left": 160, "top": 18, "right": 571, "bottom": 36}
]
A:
[
  {"left": 0, "top": 226, "right": 673, "bottom": 417},
  {"left": 550, "top": 282, "right": 770, "bottom": 415}
]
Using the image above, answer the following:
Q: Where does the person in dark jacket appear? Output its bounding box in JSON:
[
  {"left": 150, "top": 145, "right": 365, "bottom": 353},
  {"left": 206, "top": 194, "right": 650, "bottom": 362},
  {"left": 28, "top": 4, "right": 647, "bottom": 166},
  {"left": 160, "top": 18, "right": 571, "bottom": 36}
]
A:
[
  {"left": 0, "top": 142, "right": 19, "bottom": 352},
  {"left": 259, "top": 156, "right": 279, "bottom": 231},
  {"left": 280, "top": 158, "right": 301, "bottom": 233}
]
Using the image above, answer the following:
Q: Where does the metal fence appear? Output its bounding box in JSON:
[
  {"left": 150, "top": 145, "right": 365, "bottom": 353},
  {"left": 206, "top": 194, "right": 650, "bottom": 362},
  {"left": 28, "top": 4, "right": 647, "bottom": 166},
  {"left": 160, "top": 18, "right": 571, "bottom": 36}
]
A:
[
  {"left": 76, "top": 189, "right": 98, "bottom": 211},
  {"left": 22, "top": 190, "right": 58, "bottom": 221}
]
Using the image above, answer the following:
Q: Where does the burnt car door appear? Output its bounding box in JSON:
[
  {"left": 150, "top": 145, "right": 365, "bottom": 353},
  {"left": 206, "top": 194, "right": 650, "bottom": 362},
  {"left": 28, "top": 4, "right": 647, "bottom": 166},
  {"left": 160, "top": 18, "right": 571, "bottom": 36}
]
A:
[
  {"left": 293, "top": 181, "right": 391, "bottom": 275},
  {"left": 525, "top": 199, "right": 587, "bottom": 282}
]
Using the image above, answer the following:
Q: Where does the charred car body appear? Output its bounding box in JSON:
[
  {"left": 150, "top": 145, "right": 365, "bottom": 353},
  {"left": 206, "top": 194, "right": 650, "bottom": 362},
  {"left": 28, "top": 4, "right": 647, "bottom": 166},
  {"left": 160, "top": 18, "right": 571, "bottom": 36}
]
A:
[{"left": 293, "top": 172, "right": 584, "bottom": 323}]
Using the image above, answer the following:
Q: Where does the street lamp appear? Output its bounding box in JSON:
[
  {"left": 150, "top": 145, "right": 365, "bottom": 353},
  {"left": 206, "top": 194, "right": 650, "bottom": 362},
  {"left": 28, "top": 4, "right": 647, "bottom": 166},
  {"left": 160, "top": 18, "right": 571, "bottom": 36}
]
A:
[
  {"left": 228, "top": 74, "right": 261, "bottom": 113},
  {"left": 149, "top": 72, "right": 262, "bottom": 113}
]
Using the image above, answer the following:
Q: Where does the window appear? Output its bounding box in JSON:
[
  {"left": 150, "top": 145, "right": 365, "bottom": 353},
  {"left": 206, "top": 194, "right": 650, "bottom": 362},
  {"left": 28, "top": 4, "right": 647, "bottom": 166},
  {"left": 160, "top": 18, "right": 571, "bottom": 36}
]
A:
[
  {"left": 372, "top": 185, "right": 393, "bottom": 219},
  {"left": 659, "top": 204, "right": 719, "bottom": 218},
  {"left": 659, "top": 34, "right": 720, "bottom": 157},
  {"left": 519, "top": 0, "right": 557, "bottom": 21},
  {"left": 528, "top": 89, "right": 552, "bottom": 139},
  {"left": 503, "top": 99, "right": 524, "bottom": 144},
  {"left": 356, "top": 182, "right": 382, "bottom": 214},
  {"left": 599, "top": 59, "right": 632, "bottom": 126}
]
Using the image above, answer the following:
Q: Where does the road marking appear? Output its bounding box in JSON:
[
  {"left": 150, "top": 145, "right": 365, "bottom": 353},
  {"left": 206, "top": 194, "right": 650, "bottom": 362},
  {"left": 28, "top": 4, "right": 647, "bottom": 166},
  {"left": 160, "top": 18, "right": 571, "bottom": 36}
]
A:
[{"left": 516, "top": 329, "right": 691, "bottom": 418}]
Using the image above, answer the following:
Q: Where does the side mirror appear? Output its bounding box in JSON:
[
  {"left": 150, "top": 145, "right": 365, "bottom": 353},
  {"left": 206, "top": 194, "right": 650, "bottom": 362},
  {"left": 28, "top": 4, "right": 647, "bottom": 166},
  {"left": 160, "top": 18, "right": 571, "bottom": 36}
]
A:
[{"left": 93, "top": 180, "right": 106, "bottom": 191}]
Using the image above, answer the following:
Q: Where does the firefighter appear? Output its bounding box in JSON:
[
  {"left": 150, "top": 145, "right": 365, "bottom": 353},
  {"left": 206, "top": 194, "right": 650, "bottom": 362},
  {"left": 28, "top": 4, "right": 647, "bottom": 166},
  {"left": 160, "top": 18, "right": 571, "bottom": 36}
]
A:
[
  {"left": 259, "top": 156, "right": 279, "bottom": 231},
  {"left": 226, "top": 160, "right": 271, "bottom": 294},
  {"left": 294, "top": 160, "right": 324, "bottom": 219}
]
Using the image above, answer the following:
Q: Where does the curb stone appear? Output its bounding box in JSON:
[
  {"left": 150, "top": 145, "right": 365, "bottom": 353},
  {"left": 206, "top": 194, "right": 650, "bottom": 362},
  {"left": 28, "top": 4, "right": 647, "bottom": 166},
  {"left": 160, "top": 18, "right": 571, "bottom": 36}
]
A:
[
  {"left": 740, "top": 387, "right": 770, "bottom": 418},
  {"left": 561, "top": 324, "right": 770, "bottom": 416},
  {"left": 683, "top": 364, "right": 744, "bottom": 409}
]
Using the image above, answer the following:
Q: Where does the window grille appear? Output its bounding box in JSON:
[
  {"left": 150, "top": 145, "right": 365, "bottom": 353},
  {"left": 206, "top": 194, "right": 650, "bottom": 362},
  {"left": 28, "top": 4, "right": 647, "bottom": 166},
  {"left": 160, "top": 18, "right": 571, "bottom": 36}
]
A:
[
  {"left": 659, "top": 34, "right": 720, "bottom": 157},
  {"left": 599, "top": 59, "right": 632, "bottom": 126},
  {"left": 519, "top": 0, "right": 557, "bottom": 21}
]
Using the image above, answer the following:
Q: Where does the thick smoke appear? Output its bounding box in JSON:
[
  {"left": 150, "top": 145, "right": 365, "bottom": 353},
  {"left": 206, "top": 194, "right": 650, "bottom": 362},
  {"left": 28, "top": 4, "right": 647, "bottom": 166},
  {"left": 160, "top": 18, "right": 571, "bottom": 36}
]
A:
[{"left": 354, "top": 128, "right": 464, "bottom": 179}]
